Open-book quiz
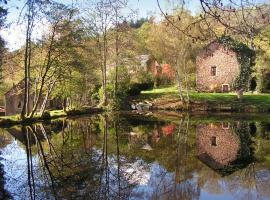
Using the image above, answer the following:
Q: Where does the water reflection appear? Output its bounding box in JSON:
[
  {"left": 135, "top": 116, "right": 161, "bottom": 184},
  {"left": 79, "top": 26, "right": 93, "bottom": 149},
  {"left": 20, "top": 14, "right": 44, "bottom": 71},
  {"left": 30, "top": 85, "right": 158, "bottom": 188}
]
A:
[
  {"left": 0, "top": 113, "right": 269, "bottom": 199},
  {"left": 196, "top": 122, "right": 253, "bottom": 175}
]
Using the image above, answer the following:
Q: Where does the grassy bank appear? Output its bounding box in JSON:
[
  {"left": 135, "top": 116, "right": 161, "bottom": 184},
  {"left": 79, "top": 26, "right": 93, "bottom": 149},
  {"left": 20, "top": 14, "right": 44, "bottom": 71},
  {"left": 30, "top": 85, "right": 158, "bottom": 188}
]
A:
[
  {"left": 132, "top": 86, "right": 270, "bottom": 112},
  {"left": 0, "top": 107, "right": 103, "bottom": 127}
]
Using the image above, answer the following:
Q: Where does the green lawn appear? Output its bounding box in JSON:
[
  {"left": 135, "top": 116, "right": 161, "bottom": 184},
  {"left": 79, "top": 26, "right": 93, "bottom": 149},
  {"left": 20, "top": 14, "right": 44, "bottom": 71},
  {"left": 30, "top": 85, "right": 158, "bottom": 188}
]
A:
[{"left": 140, "top": 86, "right": 270, "bottom": 107}]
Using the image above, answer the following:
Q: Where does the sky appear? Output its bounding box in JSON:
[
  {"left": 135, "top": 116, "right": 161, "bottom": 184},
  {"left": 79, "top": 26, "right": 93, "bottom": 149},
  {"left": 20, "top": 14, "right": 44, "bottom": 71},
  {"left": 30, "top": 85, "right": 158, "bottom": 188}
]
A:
[{"left": 0, "top": 0, "right": 203, "bottom": 51}]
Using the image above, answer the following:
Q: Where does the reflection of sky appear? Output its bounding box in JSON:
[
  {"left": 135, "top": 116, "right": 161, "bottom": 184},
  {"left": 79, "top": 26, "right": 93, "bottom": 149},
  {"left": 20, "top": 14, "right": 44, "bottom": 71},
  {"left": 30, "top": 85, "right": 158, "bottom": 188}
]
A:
[
  {"left": 0, "top": 132, "right": 270, "bottom": 199},
  {"left": 1, "top": 139, "right": 51, "bottom": 200}
]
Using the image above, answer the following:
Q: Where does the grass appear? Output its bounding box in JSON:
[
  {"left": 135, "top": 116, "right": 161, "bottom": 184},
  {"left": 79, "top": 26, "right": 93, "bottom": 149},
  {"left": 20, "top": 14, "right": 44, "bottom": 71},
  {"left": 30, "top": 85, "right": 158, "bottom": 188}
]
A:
[
  {"left": 138, "top": 86, "right": 270, "bottom": 111},
  {"left": 141, "top": 86, "right": 270, "bottom": 102},
  {"left": 0, "top": 107, "right": 103, "bottom": 127},
  {"left": 49, "top": 110, "right": 67, "bottom": 118}
]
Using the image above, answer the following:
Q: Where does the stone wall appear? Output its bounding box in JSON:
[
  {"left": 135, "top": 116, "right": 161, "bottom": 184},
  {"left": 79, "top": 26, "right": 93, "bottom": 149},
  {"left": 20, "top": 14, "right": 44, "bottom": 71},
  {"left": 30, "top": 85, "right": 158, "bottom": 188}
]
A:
[{"left": 196, "top": 42, "right": 240, "bottom": 92}]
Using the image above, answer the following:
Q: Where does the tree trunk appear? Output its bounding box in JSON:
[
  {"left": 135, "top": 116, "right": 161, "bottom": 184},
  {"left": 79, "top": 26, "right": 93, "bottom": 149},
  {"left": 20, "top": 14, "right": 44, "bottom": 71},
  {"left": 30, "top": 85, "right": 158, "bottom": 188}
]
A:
[
  {"left": 21, "top": 1, "right": 34, "bottom": 120},
  {"left": 40, "top": 80, "right": 56, "bottom": 116},
  {"left": 102, "top": 28, "right": 108, "bottom": 106},
  {"left": 114, "top": 8, "right": 119, "bottom": 98},
  {"left": 29, "top": 25, "right": 56, "bottom": 118},
  {"left": 237, "top": 88, "right": 244, "bottom": 101},
  {"left": 175, "top": 59, "right": 184, "bottom": 102},
  {"left": 183, "top": 57, "right": 190, "bottom": 103}
]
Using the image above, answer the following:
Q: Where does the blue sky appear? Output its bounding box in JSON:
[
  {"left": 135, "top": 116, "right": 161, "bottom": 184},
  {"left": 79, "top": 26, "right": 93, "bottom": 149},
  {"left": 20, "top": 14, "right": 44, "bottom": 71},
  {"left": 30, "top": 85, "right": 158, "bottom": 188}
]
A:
[
  {"left": 0, "top": 0, "right": 201, "bottom": 50},
  {"left": 130, "top": 0, "right": 201, "bottom": 17}
]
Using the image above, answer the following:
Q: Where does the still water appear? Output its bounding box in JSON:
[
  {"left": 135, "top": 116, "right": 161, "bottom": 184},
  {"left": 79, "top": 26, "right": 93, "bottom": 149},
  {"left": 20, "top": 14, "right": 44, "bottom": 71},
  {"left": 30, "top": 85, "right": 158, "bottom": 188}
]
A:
[{"left": 0, "top": 112, "right": 270, "bottom": 200}]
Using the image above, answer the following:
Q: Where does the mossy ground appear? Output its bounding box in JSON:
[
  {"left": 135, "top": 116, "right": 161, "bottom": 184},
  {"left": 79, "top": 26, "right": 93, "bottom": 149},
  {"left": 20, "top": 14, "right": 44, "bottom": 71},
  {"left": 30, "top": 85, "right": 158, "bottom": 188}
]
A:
[{"left": 0, "top": 107, "right": 102, "bottom": 127}]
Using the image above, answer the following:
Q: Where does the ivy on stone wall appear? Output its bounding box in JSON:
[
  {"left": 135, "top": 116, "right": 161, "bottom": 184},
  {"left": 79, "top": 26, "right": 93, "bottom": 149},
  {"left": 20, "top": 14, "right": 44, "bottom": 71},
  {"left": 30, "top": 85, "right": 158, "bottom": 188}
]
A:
[{"left": 218, "top": 36, "right": 256, "bottom": 90}]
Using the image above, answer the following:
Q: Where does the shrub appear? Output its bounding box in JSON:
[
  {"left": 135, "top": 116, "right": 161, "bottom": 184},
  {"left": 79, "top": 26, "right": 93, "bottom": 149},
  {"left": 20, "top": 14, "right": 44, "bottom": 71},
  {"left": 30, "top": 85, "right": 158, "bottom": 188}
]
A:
[
  {"left": 127, "top": 83, "right": 141, "bottom": 96},
  {"left": 41, "top": 111, "right": 51, "bottom": 120}
]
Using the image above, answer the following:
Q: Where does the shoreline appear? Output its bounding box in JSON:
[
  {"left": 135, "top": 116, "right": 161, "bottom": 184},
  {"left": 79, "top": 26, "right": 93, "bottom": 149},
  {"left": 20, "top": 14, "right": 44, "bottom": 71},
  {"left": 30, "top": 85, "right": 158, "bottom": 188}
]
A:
[{"left": 0, "top": 107, "right": 103, "bottom": 128}]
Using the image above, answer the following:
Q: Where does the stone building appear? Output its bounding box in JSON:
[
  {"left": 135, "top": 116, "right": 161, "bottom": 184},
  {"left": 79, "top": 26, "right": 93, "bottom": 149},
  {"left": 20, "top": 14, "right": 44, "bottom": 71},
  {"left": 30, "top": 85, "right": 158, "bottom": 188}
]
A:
[
  {"left": 4, "top": 80, "right": 32, "bottom": 116},
  {"left": 196, "top": 41, "right": 240, "bottom": 92},
  {"left": 4, "top": 80, "right": 60, "bottom": 116},
  {"left": 196, "top": 122, "right": 240, "bottom": 170}
]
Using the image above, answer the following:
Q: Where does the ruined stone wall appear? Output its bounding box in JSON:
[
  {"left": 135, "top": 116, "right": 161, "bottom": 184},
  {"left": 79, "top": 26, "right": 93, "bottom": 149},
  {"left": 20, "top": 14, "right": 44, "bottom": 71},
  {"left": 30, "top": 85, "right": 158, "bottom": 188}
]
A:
[
  {"left": 4, "top": 92, "right": 47, "bottom": 116},
  {"left": 5, "top": 94, "right": 24, "bottom": 116},
  {"left": 196, "top": 43, "right": 240, "bottom": 92},
  {"left": 196, "top": 123, "right": 239, "bottom": 168}
]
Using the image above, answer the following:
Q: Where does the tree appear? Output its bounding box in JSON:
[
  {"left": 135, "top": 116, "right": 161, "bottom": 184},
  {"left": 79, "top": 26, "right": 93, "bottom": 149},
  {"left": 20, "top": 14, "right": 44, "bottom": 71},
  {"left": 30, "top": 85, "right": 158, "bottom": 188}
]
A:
[
  {"left": 83, "top": 0, "right": 134, "bottom": 107},
  {"left": 143, "top": 11, "right": 200, "bottom": 102},
  {"left": 31, "top": 5, "right": 83, "bottom": 116},
  {"left": 21, "top": 0, "right": 36, "bottom": 119},
  {"left": 19, "top": 1, "right": 83, "bottom": 119},
  {"left": 0, "top": 1, "right": 7, "bottom": 84}
]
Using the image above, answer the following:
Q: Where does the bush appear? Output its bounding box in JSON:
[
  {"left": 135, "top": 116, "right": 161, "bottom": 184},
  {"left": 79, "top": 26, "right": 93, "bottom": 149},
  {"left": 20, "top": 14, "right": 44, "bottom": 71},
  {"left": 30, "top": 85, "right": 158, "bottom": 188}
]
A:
[
  {"left": 41, "top": 111, "right": 51, "bottom": 120},
  {"left": 138, "top": 82, "right": 154, "bottom": 91},
  {"left": 0, "top": 119, "right": 17, "bottom": 127},
  {"left": 127, "top": 83, "right": 141, "bottom": 96}
]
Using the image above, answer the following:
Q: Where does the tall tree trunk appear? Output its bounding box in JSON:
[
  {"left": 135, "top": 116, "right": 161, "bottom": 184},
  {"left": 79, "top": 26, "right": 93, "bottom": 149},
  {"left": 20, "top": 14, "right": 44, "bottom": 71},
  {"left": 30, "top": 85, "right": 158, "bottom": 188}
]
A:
[
  {"left": 21, "top": 1, "right": 34, "bottom": 119},
  {"left": 114, "top": 9, "right": 119, "bottom": 98},
  {"left": 102, "top": 28, "right": 108, "bottom": 106},
  {"left": 40, "top": 80, "right": 56, "bottom": 116},
  {"left": 175, "top": 59, "right": 184, "bottom": 102},
  {"left": 29, "top": 26, "right": 56, "bottom": 118},
  {"left": 183, "top": 57, "right": 190, "bottom": 103}
]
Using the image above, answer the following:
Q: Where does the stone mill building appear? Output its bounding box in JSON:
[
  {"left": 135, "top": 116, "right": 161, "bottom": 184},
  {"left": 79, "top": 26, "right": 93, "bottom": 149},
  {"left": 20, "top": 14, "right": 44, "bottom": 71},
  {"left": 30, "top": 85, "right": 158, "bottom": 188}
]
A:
[{"left": 195, "top": 38, "right": 255, "bottom": 93}]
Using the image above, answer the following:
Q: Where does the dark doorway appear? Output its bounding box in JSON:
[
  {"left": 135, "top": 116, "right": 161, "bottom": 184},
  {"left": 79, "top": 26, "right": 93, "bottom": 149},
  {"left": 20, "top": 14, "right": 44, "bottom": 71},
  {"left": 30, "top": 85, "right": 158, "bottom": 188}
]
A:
[
  {"left": 250, "top": 77, "right": 257, "bottom": 93},
  {"left": 222, "top": 84, "right": 229, "bottom": 93},
  {"left": 249, "top": 123, "right": 257, "bottom": 136}
]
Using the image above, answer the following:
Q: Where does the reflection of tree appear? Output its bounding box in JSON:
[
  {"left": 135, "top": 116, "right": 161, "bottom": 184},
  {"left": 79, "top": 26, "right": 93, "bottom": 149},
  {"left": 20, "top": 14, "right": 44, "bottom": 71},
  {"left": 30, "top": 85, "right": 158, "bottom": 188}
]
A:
[
  {"left": 0, "top": 147, "right": 10, "bottom": 199},
  {"left": 148, "top": 115, "right": 200, "bottom": 200},
  {"left": 2, "top": 115, "right": 270, "bottom": 199},
  {"left": 0, "top": 129, "right": 12, "bottom": 199}
]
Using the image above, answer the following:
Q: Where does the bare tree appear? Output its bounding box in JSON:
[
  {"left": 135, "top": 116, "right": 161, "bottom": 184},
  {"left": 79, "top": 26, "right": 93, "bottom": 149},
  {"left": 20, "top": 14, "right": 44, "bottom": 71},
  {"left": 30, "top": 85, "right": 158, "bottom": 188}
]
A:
[{"left": 157, "top": 0, "right": 270, "bottom": 47}]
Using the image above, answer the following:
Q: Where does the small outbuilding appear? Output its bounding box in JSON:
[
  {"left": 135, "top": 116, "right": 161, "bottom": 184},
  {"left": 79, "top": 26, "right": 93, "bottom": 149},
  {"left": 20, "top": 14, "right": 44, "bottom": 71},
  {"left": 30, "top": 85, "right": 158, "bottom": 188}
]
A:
[{"left": 4, "top": 79, "right": 61, "bottom": 116}]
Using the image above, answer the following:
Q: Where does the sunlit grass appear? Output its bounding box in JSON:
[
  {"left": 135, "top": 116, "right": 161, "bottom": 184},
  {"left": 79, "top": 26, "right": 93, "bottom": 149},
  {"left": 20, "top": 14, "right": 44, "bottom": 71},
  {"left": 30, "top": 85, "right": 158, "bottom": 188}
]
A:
[
  {"left": 141, "top": 86, "right": 178, "bottom": 94},
  {"left": 140, "top": 85, "right": 270, "bottom": 106}
]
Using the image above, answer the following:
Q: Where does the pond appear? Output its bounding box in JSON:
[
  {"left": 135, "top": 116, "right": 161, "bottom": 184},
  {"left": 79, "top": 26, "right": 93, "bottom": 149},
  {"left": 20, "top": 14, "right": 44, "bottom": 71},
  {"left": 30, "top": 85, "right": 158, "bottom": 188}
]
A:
[{"left": 0, "top": 112, "right": 270, "bottom": 200}]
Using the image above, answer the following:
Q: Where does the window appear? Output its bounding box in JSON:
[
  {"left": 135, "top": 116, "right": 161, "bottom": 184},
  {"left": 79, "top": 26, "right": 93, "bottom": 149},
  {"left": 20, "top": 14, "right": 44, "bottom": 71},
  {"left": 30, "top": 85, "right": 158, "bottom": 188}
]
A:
[
  {"left": 211, "top": 136, "right": 217, "bottom": 146},
  {"left": 211, "top": 66, "right": 217, "bottom": 76}
]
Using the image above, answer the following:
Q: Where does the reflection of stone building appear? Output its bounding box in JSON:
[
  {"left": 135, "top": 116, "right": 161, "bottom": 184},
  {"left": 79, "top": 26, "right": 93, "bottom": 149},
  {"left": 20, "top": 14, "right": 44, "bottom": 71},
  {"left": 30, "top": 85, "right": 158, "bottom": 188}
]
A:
[{"left": 196, "top": 122, "right": 240, "bottom": 171}]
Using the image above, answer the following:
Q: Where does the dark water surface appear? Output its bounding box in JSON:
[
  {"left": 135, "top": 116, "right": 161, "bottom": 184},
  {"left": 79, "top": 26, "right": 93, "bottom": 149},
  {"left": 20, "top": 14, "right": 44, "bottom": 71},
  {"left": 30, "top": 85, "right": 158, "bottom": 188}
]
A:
[{"left": 0, "top": 112, "right": 270, "bottom": 200}]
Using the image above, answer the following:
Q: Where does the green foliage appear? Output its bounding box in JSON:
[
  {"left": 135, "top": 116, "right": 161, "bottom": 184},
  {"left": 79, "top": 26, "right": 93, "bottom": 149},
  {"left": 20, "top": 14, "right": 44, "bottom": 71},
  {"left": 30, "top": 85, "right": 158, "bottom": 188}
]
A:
[
  {"left": 218, "top": 36, "right": 256, "bottom": 90},
  {"left": 104, "top": 66, "right": 154, "bottom": 109},
  {"left": 232, "top": 122, "right": 254, "bottom": 162}
]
